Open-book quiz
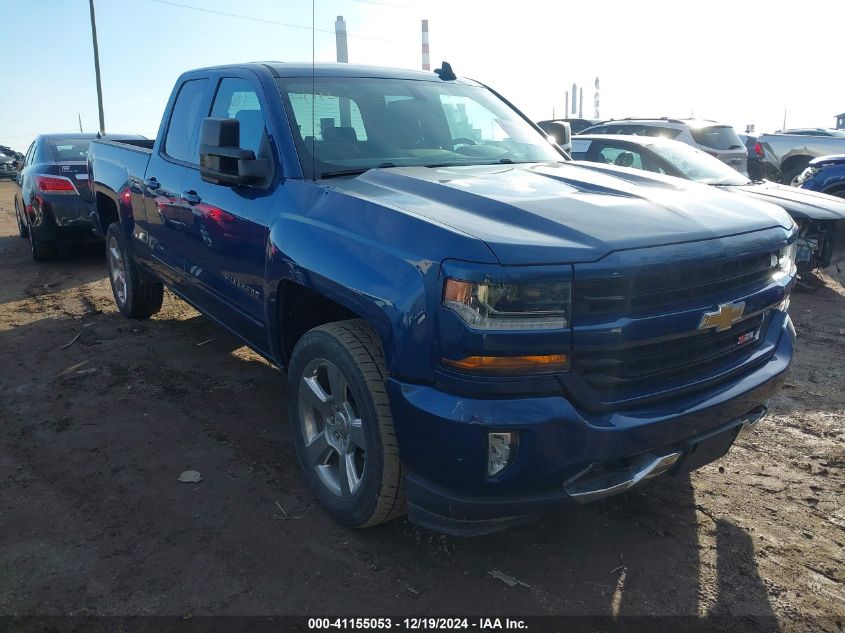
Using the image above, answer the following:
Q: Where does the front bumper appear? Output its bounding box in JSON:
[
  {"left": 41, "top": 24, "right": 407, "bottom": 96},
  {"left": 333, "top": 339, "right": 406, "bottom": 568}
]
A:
[{"left": 388, "top": 313, "right": 794, "bottom": 535}]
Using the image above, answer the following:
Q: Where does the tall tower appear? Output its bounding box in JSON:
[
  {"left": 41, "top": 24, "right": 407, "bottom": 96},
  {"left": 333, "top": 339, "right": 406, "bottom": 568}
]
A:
[
  {"left": 579, "top": 90, "right": 584, "bottom": 118},
  {"left": 421, "top": 19, "right": 430, "bottom": 71},
  {"left": 335, "top": 16, "right": 349, "bottom": 63},
  {"left": 594, "top": 77, "right": 600, "bottom": 119},
  {"left": 571, "top": 83, "right": 577, "bottom": 115}
]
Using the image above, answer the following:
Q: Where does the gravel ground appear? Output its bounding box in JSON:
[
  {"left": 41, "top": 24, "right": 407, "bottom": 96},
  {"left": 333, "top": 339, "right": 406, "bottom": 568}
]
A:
[{"left": 0, "top": 180, "right": 842, "bottom": 631}]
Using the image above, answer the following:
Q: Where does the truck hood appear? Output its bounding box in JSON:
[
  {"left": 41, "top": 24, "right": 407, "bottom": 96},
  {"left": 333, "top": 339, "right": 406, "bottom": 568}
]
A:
[
  {"left": 328, "top": 162, "right": 792, "bottom": 265},
  {"left": 720, "top": 181, "right": 845, "bottom": 221}
]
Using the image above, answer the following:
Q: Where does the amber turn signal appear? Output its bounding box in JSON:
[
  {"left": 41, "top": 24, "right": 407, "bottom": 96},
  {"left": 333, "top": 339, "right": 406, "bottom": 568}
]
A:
[{"left": 441, "top": 354, "right": 569, "bottom": 375}]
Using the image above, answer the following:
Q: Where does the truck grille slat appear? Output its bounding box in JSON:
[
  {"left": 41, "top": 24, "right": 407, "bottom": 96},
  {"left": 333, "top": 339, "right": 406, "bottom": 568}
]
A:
[
  {"left": 575, "top": 251, "right": 776, "bottom": 315},
  {"left": 575, "top": 313, "right": 766, "bottom": 394},
  {"left": 573, "top": 246, "right": 783, "bottom": 405}
]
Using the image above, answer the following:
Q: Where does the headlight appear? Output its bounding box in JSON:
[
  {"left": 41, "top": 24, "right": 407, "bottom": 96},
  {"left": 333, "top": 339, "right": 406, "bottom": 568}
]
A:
[
  {"left": 795, "top": 166, "right": 819, "bottom": 185},
  {"left": 773, "top": 243, "right": 797, "bottom": 279},
  {"left": 443, "top": 278, "right": 570, "bottom": 329}
]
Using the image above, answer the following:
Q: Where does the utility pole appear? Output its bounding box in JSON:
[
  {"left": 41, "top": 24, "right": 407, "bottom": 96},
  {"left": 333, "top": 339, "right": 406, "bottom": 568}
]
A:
[{"left": 88, "top": 0, "right": 105, "bottom": 135}]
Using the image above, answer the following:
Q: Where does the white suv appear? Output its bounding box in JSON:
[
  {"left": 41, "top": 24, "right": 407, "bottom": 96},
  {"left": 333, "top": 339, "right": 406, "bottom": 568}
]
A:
[{"left": 580, "top": 118, "right": 748, "bottom": 175}]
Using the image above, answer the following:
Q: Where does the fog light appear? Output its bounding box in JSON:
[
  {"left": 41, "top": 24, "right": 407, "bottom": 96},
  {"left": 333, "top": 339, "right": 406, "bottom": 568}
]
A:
[{"left": 488, "top": 432, "right": 517, "bottom": 476}]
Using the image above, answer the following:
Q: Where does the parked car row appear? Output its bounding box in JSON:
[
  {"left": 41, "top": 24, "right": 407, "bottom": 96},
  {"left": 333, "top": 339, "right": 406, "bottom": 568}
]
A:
[
  {"left": 540, "top": 113, "right": 845, "bottom": 194},
  {"left": 0, "top": 146, "right": 21, "bottom": 179}
]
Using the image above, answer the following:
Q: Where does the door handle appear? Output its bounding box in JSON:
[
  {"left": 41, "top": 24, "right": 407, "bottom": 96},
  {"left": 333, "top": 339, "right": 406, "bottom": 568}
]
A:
[
  {"left": 144, "top": 177, "right": 160, "bottom": 190},
  {"left": 181, "top": 190, "right": 201, "bottom": 205}
]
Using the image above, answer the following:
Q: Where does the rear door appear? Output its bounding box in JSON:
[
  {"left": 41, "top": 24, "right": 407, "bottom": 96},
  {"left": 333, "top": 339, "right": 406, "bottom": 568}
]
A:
[
  {"left": 140, "top": 77, "right": 210, "bottom": 288},
  {"left": 179, "top": 71, "right": 277, "bottom": 351}
]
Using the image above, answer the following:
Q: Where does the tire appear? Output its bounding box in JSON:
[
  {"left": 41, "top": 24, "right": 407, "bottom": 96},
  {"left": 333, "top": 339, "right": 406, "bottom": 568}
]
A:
[
  {"left": 29, "top": 226, "right": 57, "bottom": 261},
  {"left": 105, "top": 222, "right": 164, "bottom": 319},
  {"left": 288, "top": 319, "right": 405, "bottom": 527},
  {"left": 781, "top": 161, "right": 810, "bottom": 187},
  {"left": 14, "top": 198, "right": 28, "bottom": 238}
]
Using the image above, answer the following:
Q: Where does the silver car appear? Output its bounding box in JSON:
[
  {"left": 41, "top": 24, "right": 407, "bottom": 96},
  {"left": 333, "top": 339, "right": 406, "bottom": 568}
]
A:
[{"left": 580, "top": 118, "right": 748, "bottom": 174}]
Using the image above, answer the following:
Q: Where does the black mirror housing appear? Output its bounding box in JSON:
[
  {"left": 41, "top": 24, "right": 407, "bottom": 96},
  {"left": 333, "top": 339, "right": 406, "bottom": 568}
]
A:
[{"left": 199, "top": 117, "right": 271, "bottom": 186}]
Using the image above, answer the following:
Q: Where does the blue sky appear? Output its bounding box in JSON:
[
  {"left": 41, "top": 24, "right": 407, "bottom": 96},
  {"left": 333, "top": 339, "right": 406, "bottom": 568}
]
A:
[{"left": 2, "top": 0, "right": 843, "bottom": 153}]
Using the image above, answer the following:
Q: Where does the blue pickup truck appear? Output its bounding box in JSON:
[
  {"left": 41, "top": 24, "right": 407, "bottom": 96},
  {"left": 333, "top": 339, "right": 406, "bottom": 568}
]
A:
[{"left": 88, "top": 62, "right": 797, "bottom": 535}]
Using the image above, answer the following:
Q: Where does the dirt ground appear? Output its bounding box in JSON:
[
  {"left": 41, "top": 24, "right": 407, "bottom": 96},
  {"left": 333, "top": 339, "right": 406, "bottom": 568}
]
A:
[{"left": 0, "top": 180, "right": 843, "bottom": 631}]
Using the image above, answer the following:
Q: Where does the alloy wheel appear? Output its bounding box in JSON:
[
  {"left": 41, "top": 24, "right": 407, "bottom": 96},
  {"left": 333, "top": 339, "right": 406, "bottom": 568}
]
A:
[
  {"left": 298, "top": 358, "right": 367, "bottom": 498},
  {"left": 108, "top": 236, "right": 128, "bottom": 306}
]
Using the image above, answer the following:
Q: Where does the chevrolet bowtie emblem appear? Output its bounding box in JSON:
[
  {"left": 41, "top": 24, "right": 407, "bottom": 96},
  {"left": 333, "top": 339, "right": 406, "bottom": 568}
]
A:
[{"left": 699, "top": 301, "right": 745, "bottom": 332}]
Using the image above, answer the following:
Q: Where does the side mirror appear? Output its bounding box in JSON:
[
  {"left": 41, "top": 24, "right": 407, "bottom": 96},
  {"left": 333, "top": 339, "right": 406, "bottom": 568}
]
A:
[
  {"left": 199, "top": 117, "right": 270, "bottom": 186},
  {"left": 538, "top": 121, "right": 572, "bottom": 148}
]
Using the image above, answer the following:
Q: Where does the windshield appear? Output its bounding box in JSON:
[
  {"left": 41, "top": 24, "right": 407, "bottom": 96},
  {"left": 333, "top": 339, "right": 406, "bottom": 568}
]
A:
[
  {"left": 48, "top": 139, "right": 91, "bottom": 162},
  {"left": 648, "top": 140, "right": 750, "bottom": 185},
  {"left": 276, "top": 77, "right": 562, "bottom": 178},
  {"left": 689, "top": 125, "right": 744, "bottom": 151}
]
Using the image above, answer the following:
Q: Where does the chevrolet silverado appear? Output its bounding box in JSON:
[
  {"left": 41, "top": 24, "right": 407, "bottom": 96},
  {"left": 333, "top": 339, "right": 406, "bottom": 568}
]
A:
[{"left": 88, "top": 62, "right": 797, "bottom": 534}]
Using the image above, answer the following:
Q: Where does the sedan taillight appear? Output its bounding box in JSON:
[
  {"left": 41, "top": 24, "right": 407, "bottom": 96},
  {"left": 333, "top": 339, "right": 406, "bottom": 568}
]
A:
[{"left": 34, "top": 175, "right": 77, "bottom": 194}]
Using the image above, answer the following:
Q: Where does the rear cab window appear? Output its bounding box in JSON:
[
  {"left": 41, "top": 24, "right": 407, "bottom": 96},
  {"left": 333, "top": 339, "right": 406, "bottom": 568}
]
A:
[
  {"left": 164, "top": 78, "right": 209, "bottom": 164},
  {"left": 48, "top": 139, "right": 91, "bottom": 162},
  {"left": 690, "top": 125, "right": 744, "bottom": 150}
]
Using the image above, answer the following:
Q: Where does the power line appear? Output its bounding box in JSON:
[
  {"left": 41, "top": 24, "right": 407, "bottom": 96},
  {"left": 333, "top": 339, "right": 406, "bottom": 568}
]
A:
[{"left": 148, "top": 0, "right": 395, "bottom": 42}]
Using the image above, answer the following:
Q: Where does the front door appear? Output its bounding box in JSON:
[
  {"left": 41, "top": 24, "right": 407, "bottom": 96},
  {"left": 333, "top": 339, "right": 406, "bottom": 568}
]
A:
[{"left": 179, "top": 74, "right": 277, "bottom": 352}]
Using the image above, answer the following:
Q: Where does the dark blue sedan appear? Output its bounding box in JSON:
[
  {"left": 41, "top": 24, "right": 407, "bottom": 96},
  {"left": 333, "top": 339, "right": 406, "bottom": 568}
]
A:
[
  {"left": 14, "top": 133, "right": 142, "bottom": 260},
  {"left": 797, "top": 154, "right": 845, "bottom": 199}
]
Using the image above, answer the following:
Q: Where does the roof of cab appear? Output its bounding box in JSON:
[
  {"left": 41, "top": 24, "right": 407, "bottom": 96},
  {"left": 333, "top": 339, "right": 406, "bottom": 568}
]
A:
[{"left": 185, "top": 61, "right": 481, "bottom": 85}]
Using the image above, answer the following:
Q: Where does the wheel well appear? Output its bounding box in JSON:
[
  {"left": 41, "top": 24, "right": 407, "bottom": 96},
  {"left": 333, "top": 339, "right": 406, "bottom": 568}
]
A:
[
  {"left": 781, "top": 155, "right": 812, "bottom": 175},
  {"left": 96, "top": 192, "right": 119, "bottom": 229},
  {"left": 277, "top": 281, "right": 362, "bottom": 363}
]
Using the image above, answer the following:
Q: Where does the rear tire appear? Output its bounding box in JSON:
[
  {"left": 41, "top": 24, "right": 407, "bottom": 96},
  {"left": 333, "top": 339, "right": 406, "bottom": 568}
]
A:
[
  {"left": 15, "top": 199, "right": 28, "bottom": 238},
  {"left": 105, "top": 223, "right": 163, "bottom": 319},
  {"left": 288, "top": 319, "right": 405, "bottom": 528},
  {"left": 29, "top": 227, "right": 56, "bottom": 261},
  {"left": 781, "top": 160, "right": 811, "bottom": 187}
]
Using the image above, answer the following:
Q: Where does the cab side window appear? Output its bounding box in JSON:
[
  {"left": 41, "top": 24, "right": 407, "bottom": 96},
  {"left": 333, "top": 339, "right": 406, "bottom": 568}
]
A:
[
  {"left": 210, "top": 78, "right": 267, "bottom": 158},
  {"left": 164, "top": 78, "right": 208, "bottom": 164}
]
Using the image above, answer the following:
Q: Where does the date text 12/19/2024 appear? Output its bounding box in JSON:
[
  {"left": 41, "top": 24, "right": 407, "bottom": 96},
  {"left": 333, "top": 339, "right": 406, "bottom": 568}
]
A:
[{"left": 308, "top": 618, "right": 528, "bottom": 630}]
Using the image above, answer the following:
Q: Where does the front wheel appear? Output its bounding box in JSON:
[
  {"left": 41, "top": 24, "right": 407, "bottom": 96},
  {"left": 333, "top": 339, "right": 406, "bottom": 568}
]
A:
[
  {"left": 288, "top": 319, "right": 405, "bottom": 527},
  {"left": 105, "top": 223, "right": 164, "bottom": 319}
]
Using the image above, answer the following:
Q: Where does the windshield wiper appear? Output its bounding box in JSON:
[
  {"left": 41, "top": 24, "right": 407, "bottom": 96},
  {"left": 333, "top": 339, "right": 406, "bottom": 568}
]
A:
[
  {"left": 319, "top": 162, "right": 396, "bottom": 179},
  {"left": 424, "top": 158, "right": 526, "bottom": 168}
]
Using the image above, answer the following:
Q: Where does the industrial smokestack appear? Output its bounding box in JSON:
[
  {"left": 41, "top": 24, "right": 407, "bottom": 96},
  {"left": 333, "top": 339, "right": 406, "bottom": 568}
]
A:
[
  {"left": 579, "top": 91, "right": 583, "bottom": 118},
  {"left": 565, "top": 91, "right": 569, "bottom": 118},
  {"left": 571, "top": 83, "right": 577, "bottom": 115},
  {"left": 335, "top": 16, "right": 349, "bottom": 63},
  {"left": 421, "top": 19, "right": 430, "bottom": 71},
  {"left": 594, "top": 77, "right": 600, "bottom": 119}
]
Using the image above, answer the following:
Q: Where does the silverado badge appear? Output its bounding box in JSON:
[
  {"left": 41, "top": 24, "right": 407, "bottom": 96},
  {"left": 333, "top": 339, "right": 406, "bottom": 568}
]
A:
[{"left": 698, "top": 301, "right": 745, "bottom": 332}]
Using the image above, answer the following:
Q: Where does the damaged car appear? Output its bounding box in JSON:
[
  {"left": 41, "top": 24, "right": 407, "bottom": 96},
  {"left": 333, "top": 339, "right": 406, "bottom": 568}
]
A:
[{"left": 572, "top": 134, "right": 845, "bottom": 271}]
